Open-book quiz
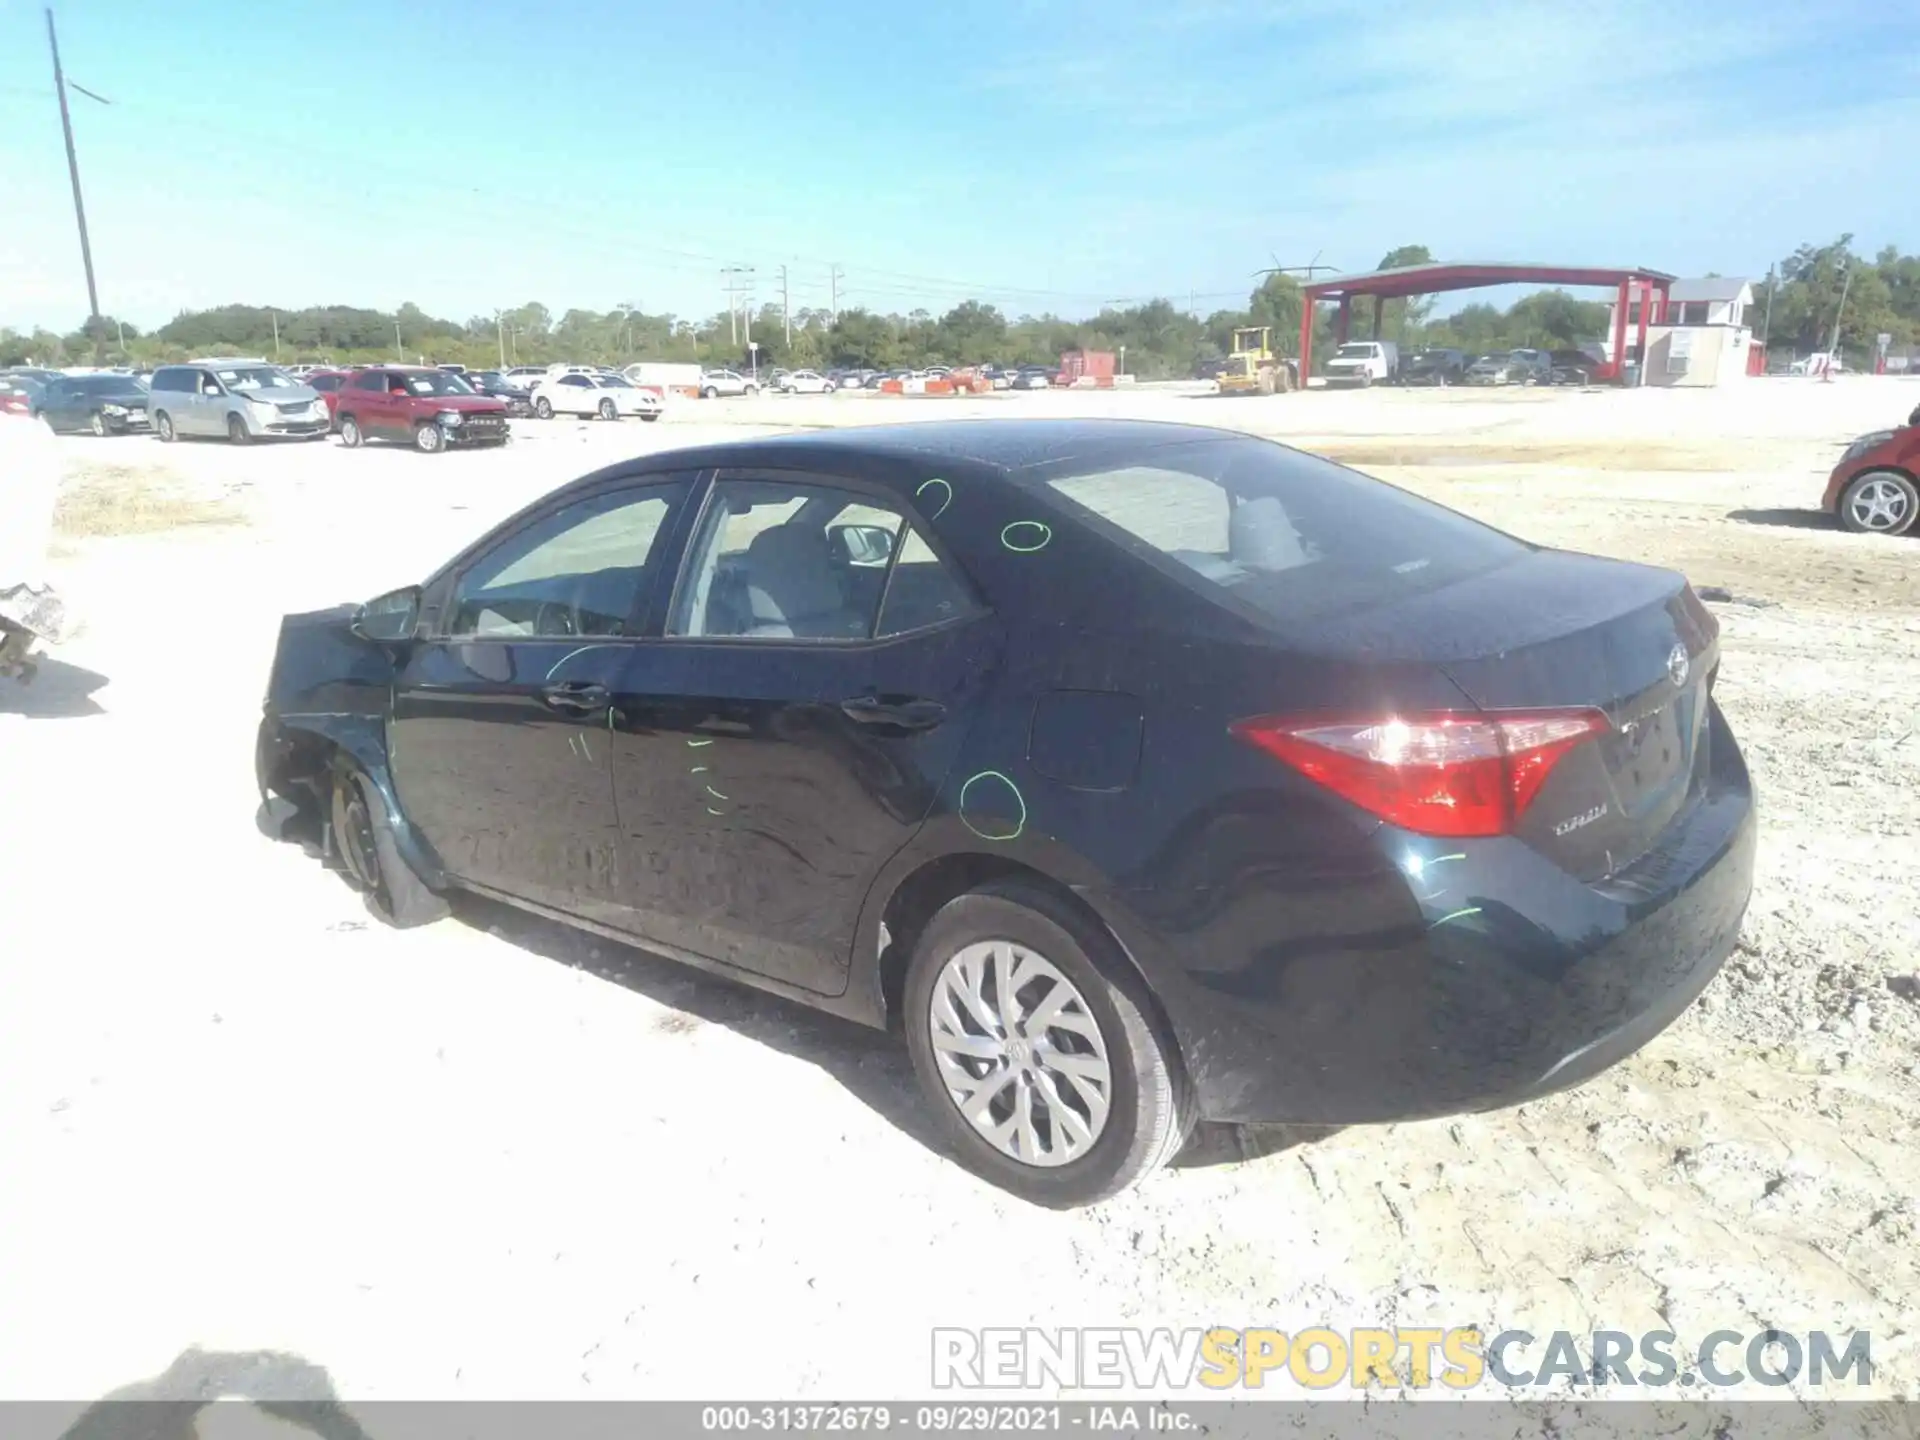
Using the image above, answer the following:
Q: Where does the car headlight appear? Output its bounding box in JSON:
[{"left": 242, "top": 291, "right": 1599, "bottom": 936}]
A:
[
  {"left": 437, "top": 409, "right": 464, "bottom": 426},
  {"left": 101, "top": 403, "right": 126, "bottom": 415},
  {"left": 1842, "top": 430, "right": 1894, "bottom": 462}
]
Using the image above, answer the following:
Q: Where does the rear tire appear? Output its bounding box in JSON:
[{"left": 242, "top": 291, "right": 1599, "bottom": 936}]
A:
[
  {"left": 598, "top": 397, "right": 617, "bottom": 421},
  {"left": 338, "top": 414, "right": 363, "bottom": 447},
  {"left": 330, "top": 757, "right": 448, "bottom": 928},
  {"left": 903, "top": 880, "right": 1193, "bottom": 1208},
  {"left": 534, "top": 397, "right": 554, "bottom": 419},
  {"left": 702, "top": 386, "right": 718, "bottom": 399},
  {"left": 227, "top": 413, "right": 250, "bottom": 444}
]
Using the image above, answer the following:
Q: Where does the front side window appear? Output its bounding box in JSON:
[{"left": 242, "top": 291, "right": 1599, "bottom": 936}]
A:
[
  {"left": 447, "top": 480, "right": 690, "bottom": 639},
  {"left": 668, "top": 477, "right": 976, "bottom": 641},
  {"left": 1037, "top": 437, "right": 1526, "bottom": 629}
]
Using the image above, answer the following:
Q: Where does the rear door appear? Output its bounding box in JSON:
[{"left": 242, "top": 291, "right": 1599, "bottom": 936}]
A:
[{"left": 607, "top": 468, "right": 999, "bottom": 994}]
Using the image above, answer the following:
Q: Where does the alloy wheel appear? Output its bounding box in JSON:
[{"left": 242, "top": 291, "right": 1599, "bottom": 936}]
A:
[
  {"left": 1846, "top": 475, "right": 1914, "bottom": 533},
  {"left": 928, "top": 940, "right": 1113, "bottom": 1167}
]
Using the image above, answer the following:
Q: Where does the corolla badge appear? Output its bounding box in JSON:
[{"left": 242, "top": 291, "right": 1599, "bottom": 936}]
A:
[{"left": 1667, "top": 643, "right": 1690, "bottom": 688}]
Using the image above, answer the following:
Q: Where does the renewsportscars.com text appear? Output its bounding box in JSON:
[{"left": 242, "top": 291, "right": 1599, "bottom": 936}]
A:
[{"left": 932, "top": 1327, "right": 1873, "bottom": 1391}]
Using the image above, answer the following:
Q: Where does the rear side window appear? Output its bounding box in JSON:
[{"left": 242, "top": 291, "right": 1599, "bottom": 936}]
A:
[
  {"left": 151, "top": 368, "right": 189, "bottom": 392},
  {"left": 351, "top": 371, "right": 386, "bottom": 391},
  {"left": 1038, "top": 438, "right": 1527, "bottom": 625}
]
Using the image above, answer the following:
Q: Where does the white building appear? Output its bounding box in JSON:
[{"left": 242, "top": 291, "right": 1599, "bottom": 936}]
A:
[{"left": 1609, "top": 277, "right": 1758, "bottom": 387}]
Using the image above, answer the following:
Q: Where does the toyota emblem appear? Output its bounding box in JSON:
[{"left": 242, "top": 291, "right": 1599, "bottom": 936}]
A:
[{"left": 1667, "top": 643, "right": 1690, "bottom": 687}]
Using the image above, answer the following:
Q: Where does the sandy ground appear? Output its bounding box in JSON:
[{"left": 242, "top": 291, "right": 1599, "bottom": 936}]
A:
[{"left": 2, "top": 378, "right": 1918, "bottom": 1417}]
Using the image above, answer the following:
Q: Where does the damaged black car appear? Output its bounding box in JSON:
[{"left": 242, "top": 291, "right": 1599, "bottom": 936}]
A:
[{"left": 257, "top": 419, "right": 1755, "bottom": 1207}]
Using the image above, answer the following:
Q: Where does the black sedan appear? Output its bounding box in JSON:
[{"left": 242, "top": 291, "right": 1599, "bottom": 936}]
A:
[
  {"left": 256, "top": 419, "right": 1755, "bottom": 1206},
  {"left": 32, "top": 372, "right": 153, "bottom": 435},
  {"left": 465, "top": 370, "right": 535, "bottom": 417}
]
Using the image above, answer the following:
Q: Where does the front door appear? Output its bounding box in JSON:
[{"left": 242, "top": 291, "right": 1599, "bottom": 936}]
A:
[
  {"left": 388, "top": 475, "right": 693, "bottom": 918},
  {"left": 608, "top": 470, "right": 998, "bottom": 994}
]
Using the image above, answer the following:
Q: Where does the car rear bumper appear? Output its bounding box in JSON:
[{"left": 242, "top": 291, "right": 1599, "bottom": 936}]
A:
[{"left": 1103, "top": 703, "right": 1757, "bottom": 1125}]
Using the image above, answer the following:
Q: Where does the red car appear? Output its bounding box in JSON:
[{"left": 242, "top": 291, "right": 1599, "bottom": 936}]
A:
[
  {"left": 332, "top": 366, "right": 510, "bottom": 453},
  {"left": 1824, "top": 416, "right": 1920, "bottom": 536}
]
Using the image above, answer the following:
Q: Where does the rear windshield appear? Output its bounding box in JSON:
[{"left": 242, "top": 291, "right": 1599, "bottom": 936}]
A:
[{"left": 1037, "top": 437, "right": 1528, "bottom": 625}]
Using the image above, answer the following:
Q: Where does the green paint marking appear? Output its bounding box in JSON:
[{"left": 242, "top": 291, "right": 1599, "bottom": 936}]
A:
[
  {"left": 686, "top": 738, "right": 714, "bottom": 748},
  {"left": 1429, "top": 906, "right": 1483, "bottom": 929},
  {"left": 957, "top": 769, "right": 1028, "bottom": 842},
  {"left": 915, "top": 477, "right": 954, "bottom": 520},
  {"left": 704, "top": 784, "right": 730, "bottom": 802},
  {"left": 1001, "top": 520, "right": 1052, "bottom": 553}
]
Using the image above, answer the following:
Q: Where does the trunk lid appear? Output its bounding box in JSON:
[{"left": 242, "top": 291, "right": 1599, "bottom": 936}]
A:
[{"left": 1297, "top": 550, "right": 1719, "bottom": 880}]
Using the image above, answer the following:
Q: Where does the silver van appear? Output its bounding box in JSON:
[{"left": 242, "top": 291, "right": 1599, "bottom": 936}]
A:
[{"left": 146, "top": 358, "right": 329, "bottom": 443}]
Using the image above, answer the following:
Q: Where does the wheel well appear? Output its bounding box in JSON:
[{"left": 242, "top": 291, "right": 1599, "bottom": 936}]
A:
[{"left": 875, "top": 854, "right": 1162, "bottom": 1035}]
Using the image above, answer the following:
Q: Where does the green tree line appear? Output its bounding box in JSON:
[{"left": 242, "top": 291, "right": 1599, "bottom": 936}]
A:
[{"left": 6, "top": 237, "right": 1915, "bottom": 377}]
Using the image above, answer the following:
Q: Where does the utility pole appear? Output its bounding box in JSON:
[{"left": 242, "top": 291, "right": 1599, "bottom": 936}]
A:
[
  {"left": 1760, "top": 264, "right": 1775, "bottom": 346},
  {"left": 829, "top": 264, "right": 843, "bottom": 323},
  {"left": 271, "top": 311, "right": 280, "bottom": 361},
  {"left": 1826, "top": 260, "right": 1853, "bottom": 364},
  {"left": 780, "top": 265, "right": 791, "bottom": 347},
  {"left": 394, "top": 320, "right": 403, "bottom": 358},
  {"left": 496, "top": 311, "right": 507, "bottom": 370},
  {"left": 721, "top": 267, "right": 751, "bottom": 347},
  {"left": 46, "top": 7, "right": 102, "bottom": 359}
]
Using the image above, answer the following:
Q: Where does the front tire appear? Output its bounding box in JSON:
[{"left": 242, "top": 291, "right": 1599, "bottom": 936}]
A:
[
  {"left": 227, "top": 413, "right": 251, "bottom": 445},
  {"left": 903, "top": 881, "right": 1192, "bottom": 1208},
  {"left": 534, "top": 396, "right": 554, "bottom": 419},
  {"left": 1838, "top": 469, "right": 1919, "bottom": 536},
  {"left": 414, "top": 422, "right": 445, "bottom": 453},
  {"left": 329, "top": 758, "right": 448, "bottom": 928},
  {"left": 338, "top": 414, "right": 363, "bottom": 447},
  {"left": 90, "top": 412, "right": 107, "bottom": 437},
  {"left": 155, "top": 411, "right": 176, "bottom": 442}
]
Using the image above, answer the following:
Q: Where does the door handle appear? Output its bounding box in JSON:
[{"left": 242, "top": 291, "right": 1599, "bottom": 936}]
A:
[
  {"left": 840, "top": 694, "right": 946, "bottom": 731},
  {"left": 542, "top": 681, "right": 610, "bottom": 712}
]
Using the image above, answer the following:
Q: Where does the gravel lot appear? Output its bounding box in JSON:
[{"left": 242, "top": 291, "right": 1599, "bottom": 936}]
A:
[{"left": 3, "top": 379, "right": 1917, "bottom": 1413}]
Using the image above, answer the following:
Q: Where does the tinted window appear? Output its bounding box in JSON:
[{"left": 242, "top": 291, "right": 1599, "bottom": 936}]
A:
[
  {"left": 875, "top": 528, "right": 980, "bottom": 638},
  {"left": 561, "top": 375, "right": 591, "bottom": 387},
  {"left": 669, "top": 478, "right": 916, "bottom": 641},
  {"left": 351, "top": 371, "right": 386, "bottom": 391},
  {"left": 309, "top": 374, "right": 343, "bottom": 392},
  {"left": 448, "top": 481, "right": 689, "bottom": 639},
  {"left": 1038, "top": 438, "right": 1526, "bottom": 625},
  {"left": 150, "top": 368, "right": 189, "bottom": 393}
]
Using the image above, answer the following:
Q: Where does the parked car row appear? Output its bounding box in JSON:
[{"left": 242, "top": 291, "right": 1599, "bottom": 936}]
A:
[{"left": 1310, "top": 345, "right": 1605, "bottom": 389}]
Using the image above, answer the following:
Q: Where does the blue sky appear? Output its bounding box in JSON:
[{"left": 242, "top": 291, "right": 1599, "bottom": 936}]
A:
[{"left": 2, "top": 0, "right": 1915, "bottom": 333}]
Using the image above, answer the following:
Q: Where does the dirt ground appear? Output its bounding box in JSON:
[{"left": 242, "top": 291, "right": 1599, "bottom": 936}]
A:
[{"left": 3, "top": 378, "right": 1917, "bottom": 1415}]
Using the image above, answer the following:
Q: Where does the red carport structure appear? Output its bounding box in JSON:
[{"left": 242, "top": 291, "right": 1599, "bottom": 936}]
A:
[{"left": 1298, "top": 261, "right": 1677, "bottom": 384}]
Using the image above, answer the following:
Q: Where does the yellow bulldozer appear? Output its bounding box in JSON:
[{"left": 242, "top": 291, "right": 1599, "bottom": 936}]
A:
[{"left": 1213, "top": 326, "right": 1296, "bottom": 395}]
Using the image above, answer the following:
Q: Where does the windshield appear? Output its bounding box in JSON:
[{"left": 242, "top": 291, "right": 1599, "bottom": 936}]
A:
[
  {"left": 217, "top": 366, "right": 299, "bottom": 391},
  {"left": 1475, "top": 352, "right": 1512, "bottom": 364},
  {"left": 70, "top": 375, "right": 147, "bottom": 395},
  {"left": 1333, "top": 344, "right": 1375, "bottom": 359},
  {"left": 1037, "top": 437, "right": 1527, "bottom": 631},
  {"left": 398, "top": 371, "right": 475, "bottom": 396}
]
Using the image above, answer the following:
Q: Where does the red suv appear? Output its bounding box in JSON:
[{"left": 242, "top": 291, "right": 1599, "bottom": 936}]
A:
[
  {"left": 1824, "top": 415, "right": 1920, "bottom": 536},
  {"left": 333, "top": 366, "right": 510, "bottom": 453}
]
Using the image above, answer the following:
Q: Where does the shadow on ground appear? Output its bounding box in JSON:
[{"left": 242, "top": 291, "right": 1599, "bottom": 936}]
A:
[
  {"left": 450, "top": 891, "right": 1326, "bottom": 1181},
  {"left": 0, "top": 659, "right": 108, "bottom": 718},
  {"left": 1726, "top": 506, "right": 1835, "bottom": 530},
  {"left": 59, "top": 1347, "right": 373, "bottom": 1440}
]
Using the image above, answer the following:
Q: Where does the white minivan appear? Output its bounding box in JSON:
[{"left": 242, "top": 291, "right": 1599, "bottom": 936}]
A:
[{"left": 1323, "top": 340, "right": 1399, "bottom": 387}]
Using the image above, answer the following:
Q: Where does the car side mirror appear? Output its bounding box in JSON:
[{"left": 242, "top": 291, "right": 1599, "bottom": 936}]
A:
[
  {"left": 352, "top": 585, "right": 422, "bottom": 644},
  {"left": 830, "top": 523, "right": 896, "bottom": 567}
]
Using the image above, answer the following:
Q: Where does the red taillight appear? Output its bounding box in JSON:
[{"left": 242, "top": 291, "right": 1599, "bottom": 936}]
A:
[{"left": 1229, "top": 709, "right": 1610, "bottom": 838}]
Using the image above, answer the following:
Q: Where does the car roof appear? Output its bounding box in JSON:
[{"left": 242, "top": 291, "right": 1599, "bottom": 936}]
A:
[{"left": 656, "top": 418, "right": 1253, "bottom": 474}]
